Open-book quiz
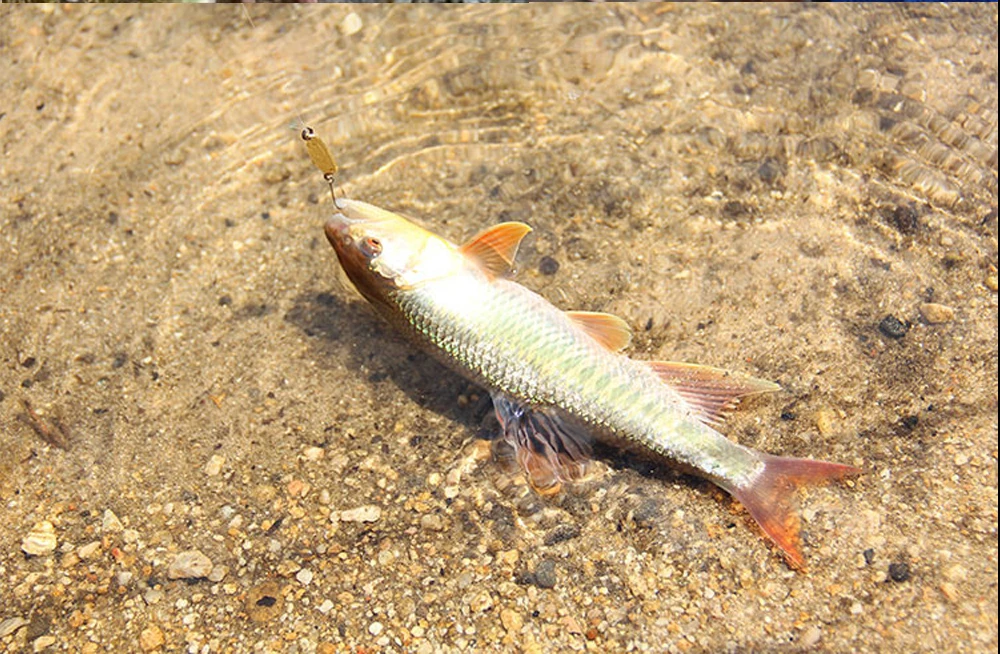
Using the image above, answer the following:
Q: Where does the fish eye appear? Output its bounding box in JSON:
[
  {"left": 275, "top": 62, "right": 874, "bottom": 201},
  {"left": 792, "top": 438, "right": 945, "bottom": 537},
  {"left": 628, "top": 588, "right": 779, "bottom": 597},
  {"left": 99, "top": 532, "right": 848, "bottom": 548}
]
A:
[{"left": 360, "top": 236, "right": 382, "bottom": 259}]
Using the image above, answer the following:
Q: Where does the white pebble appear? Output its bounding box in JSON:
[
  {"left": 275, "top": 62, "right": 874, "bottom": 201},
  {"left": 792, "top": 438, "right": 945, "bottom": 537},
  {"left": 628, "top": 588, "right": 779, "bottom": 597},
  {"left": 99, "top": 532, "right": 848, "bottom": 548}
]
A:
[
  {"left": 369, "top": 621, "right": 384, "bottom": 636},
  {"left": 204, "top": 454, "right": 225, "bottom": 476},
  {"left": 296, "top": 568, "right": 315, "bottom": 586},
  {"left": 167, "top": 549, "right": 213, "bottom": 580},
  {"left": 318, "top": 599, "right": 335, "bottom": 615},
  {"left": 21, "top": 521, "right": 57, "bottom": 556},
  {"left": 336, "top": 505, "right": 382, "bottom": 523},
  {"left": 102, "top": 509, "right": 124, "bottom": 533},
  {"left": 340, "top": 12, "right": 363, "bottom": 37}
]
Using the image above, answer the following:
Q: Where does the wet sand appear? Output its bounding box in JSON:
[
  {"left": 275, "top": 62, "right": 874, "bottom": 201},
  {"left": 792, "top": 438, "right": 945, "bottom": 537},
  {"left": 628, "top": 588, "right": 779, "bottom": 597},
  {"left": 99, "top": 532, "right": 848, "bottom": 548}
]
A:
[{"left": 1, "top": 4, "right": 996, "bottom": 652}]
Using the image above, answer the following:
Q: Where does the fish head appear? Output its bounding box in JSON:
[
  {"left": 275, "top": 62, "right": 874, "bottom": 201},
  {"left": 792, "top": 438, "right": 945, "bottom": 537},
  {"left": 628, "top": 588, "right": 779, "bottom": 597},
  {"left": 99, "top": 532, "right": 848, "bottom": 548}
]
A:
[{"left": 325, "top": 199, "right": 463, "bottom": 305}]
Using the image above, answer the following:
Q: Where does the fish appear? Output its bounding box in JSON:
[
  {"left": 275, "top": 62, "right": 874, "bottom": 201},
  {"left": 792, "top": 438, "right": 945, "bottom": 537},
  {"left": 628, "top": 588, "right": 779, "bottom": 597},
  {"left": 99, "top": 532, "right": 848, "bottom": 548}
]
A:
[{"left": 322, "top": 197, "right": 858, "bottom": 569}]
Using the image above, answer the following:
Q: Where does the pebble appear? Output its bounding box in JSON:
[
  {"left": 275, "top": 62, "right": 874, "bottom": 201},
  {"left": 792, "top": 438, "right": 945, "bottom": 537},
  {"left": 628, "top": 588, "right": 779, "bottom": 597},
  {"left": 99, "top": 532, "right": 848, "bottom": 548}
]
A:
[
  {"left": 368, "top": 621, "right": 384, "bottom": 636},
  {"left": 888, "top": 561, "right": 911, "bottom": 582},
  {"left": 420, "top": 514, "right": 446, "bottom": 531},
  {"left": 339, "top": 12, "right": 363, "bottom": 37},
  {"left": 295, "top": 568, "right": 315, "bottom": 586},
  {"left": 302, "top": 446, "right": 325, "bottom": 461},
  {"left": 102, "top": 509, "right": 124, "bottom": 533},
  {"left": 139, "top": 624, "right": 165, "bottom": 652},
  {"left": 32, "top": 635, "right": 56, "bottom": 652},
  {"left": 919, "top": 302, "right": 955, "bottom": 324},
  {"left": 0, "top": 616, "right": 28, "bottom": 638},
  {"left": 167, "top": 549, "right": 213, "bottom": 580},
  {"left": 500, "top": 608, "right": 524, "bottom": 634},
  {"left": 878, "top": 314, "right": 908, "bottom": 339},
  {"left": 335, "top": 505, "right": 382, "bottom": 523},
  {"left": 204, "top": 454, "right": 225, "bottom": 476},
  {"left": 318, "top": 599, "right": 335, "bottom": 615},
  {"left": 78, "top": 540, "right": 102, "bottom": 560},
  {"left": 813, "top": 408, "right": 835, "bottom": 437},
  {"left": 534, "top": 559, "right": 558, "bottom": 589},
  {"left": 21, "top": 521, "right": 57, "bottom": 556}
]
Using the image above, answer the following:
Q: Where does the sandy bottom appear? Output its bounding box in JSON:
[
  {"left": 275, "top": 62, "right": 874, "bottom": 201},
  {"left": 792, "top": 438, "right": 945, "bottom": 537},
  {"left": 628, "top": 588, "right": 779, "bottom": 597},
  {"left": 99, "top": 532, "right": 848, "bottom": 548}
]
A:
[{"left": 1, "top": 4, "right": 996, "bottom": 653}]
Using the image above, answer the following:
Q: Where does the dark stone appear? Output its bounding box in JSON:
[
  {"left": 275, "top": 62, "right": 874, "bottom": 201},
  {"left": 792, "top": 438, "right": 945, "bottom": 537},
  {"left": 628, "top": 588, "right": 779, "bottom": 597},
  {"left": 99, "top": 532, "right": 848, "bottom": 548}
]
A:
[
  {"left": 900, "top": 415, "right": 919, "bottom": 430},
  {"left": 880, "top": 204, "right": 920, "bottom": 235},
  {"left": 111, "top": 352, "right": 128, "bottom": 369},
  {"left": 543, "top": 523, "right": 581, "bottom": 546},
  {"left": 534, "top": 559, "right": 557, "bottom": 589},
  {"left": 538, "top": 256, "right": 560, "bottom": 276},
  {"left": 878, "top": 315, "right": 908, "bottom": 339},
  {"left": 632, "top": 498, "right": 661, "bottom": 527},
  {"left": 888, "top": 561, "right": 911, "bottom": 582},
  {"left": 780, "top": 411, "right": 797, "bottom": 421},
  {"left": 863, "top": 548, "right": 875, "bottom": 565},
  {"left": 21, "top": 356, "right": 36, "bottom": 368},
  {"left": 218, "top": 295, "right": 232, "bottom": 307},
  {"left": 722, "top": 200, "right": 749, "bottom": 219},
  {"left": 757, "top": 158, "right": 783, "bottom": 183}
]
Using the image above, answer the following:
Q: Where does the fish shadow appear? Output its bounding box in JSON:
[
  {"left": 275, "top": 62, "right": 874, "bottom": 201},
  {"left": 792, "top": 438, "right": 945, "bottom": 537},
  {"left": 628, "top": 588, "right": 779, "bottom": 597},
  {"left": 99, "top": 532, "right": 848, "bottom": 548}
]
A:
[{"left": 284, "top": 290, "right": 494, "bottom": 433}]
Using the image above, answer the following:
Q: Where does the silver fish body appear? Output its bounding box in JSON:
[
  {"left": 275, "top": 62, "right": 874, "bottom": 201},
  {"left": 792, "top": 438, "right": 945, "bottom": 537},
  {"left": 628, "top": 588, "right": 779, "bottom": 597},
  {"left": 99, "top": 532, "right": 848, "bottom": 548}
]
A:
[{"left": 324, "top": 198, "right": 857, "bottom": 568}]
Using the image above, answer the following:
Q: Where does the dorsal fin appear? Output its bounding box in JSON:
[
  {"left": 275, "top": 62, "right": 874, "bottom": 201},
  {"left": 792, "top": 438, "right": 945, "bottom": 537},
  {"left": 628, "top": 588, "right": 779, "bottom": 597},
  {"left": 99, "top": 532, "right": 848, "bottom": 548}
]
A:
[
  {"left": 459, "top": 222, "right": 532, "bottom": 278},
  {"left": 647, "top": 361, "right": 780, "bottom": 427},
  {"left": 566, "top": 311, "right": 633, "bottom": 352}
]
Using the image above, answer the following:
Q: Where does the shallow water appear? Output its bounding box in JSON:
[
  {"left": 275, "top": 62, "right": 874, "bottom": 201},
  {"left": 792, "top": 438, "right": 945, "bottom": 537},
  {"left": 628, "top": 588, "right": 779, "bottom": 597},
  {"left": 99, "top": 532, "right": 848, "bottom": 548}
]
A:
[{"left": 1, "top": 4, "right": 997, "bottom": 652}]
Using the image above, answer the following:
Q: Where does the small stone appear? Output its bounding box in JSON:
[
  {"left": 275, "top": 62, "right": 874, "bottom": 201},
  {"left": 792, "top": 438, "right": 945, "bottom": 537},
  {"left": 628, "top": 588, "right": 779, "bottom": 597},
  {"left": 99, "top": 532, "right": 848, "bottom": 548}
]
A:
[
  {"left": 543, "top": 523, "right": 581, "bottom": 546},
  {"left": 336, "top": 505, "right": 382, "bottom": 523},
  {"left": 204, "top": 454, "right": 225, "bottom": 476},
  {"left": 302, "top": 446, "right": 325, "bottom": 461},
  {"left": 500, "top": 608, "right": 523, "bottom": 634},
  {"left": 888, "top": 561, "right": 911, "bottom": 582},
  {"left": 0, "top": 617, "right": 28, "bottom": 638},
  {"left": 469, "top": 591, "right": 493, "bottom": 612},
  {"left": 318, "top": 599, "right": 335, "bottom": 615},
  {"left": 984, "top": 274, "right": 998, "bottom": 292},
  {"left": 33, "top": 635, "right": 56, "bottom": 652},
  {"left": 942, "top": 563, "right": 967, "bottom": 582},
  {"left": 534, "top": 559, "right": 558, "bottom": 589},
  {"left": 21, "top": 521, "right": 57, "bottom": 556},
  {"left": 919, "top": 303, "right": 954, "bottom": 324},
  {"left": 143, "top": 588, "right": 165, "bottom": 605},
  {"left": 167, "top": 549, "right": 213, "bottom": 580},
  {"left": 813, "top": 409, "right": 835, "bottom": 437},
  {"left": 295, "top": 568, "right": 314, "bottom": 586},
  {"left": 102, "top": 509, "right": 124, "bottom": 533},
  {"left": 139, "top": 624, "right": 165, "bottom": 652},
  {"left": 538, "top": 256, "right": 560, "bottom": 276},
  {"left": 368, "top": 621, "right": 384, "bottom": 636},
  {"left": 799, "top": 626, "right": 821, "bottom": 648},
  {"left": 420, "top": 514, "right": 446, "bottom": 531},
  {"left": 208, "top": 565, "right": 228, "bottom": 583},
  {"left": 339, "top": 12, "right": 363, "bottom": 37},
  {"left": 78, "top": 540, "right": 101, "bottom": 560},
  {"left": 878, "top": 314, "right": 908, "bottom": 339}
]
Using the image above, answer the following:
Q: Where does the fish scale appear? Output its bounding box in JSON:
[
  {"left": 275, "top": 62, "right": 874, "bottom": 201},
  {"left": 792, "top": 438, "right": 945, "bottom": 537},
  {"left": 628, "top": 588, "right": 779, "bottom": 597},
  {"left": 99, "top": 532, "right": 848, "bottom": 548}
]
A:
[{"left": 394, "top": 264, "right": 759, "bottom": 484}]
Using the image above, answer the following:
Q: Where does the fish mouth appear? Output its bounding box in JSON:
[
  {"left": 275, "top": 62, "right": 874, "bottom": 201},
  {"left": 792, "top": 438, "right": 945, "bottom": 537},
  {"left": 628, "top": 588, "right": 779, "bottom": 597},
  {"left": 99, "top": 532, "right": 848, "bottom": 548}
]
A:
[{"left": 324, "top": 198, "right": 360, "bottom": 249}]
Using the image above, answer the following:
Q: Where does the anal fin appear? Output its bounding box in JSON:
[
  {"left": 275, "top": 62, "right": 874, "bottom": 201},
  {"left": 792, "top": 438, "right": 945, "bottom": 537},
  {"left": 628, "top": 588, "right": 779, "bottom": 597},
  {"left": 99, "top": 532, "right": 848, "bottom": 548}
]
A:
[
  {"left": 648, "top": 361, "right": 780, "bottom": 427},
  {"left": 491, "top": 393, "right": 597, "bottom": 494}
]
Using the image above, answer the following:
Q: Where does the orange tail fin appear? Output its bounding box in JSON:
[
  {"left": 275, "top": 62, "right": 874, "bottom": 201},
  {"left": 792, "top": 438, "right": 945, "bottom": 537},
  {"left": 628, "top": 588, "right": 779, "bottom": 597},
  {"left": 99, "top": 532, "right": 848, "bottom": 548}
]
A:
[{"left": 726, "top": 455, "right": 859, "bottom": 570}]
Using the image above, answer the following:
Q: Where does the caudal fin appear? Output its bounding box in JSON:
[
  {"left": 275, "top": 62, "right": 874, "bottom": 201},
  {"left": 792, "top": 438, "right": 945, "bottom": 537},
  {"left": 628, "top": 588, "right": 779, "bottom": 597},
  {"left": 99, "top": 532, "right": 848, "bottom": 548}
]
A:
[{"left": 726, "top": 454, "right": 859, "bottom": 570}]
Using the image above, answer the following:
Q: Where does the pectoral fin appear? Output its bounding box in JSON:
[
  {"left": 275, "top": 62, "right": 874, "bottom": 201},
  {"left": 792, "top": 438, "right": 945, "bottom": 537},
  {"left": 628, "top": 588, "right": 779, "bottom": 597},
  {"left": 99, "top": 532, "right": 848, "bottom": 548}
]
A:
[
  {"left": 647, "top": 361, "right": 780, "bottom": 427},
  {"left": 459, "top": 222, "right": 533, "bottom": 278},
  {"left": 491, "top": 394, "right": 597, "bottom": 494}
]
